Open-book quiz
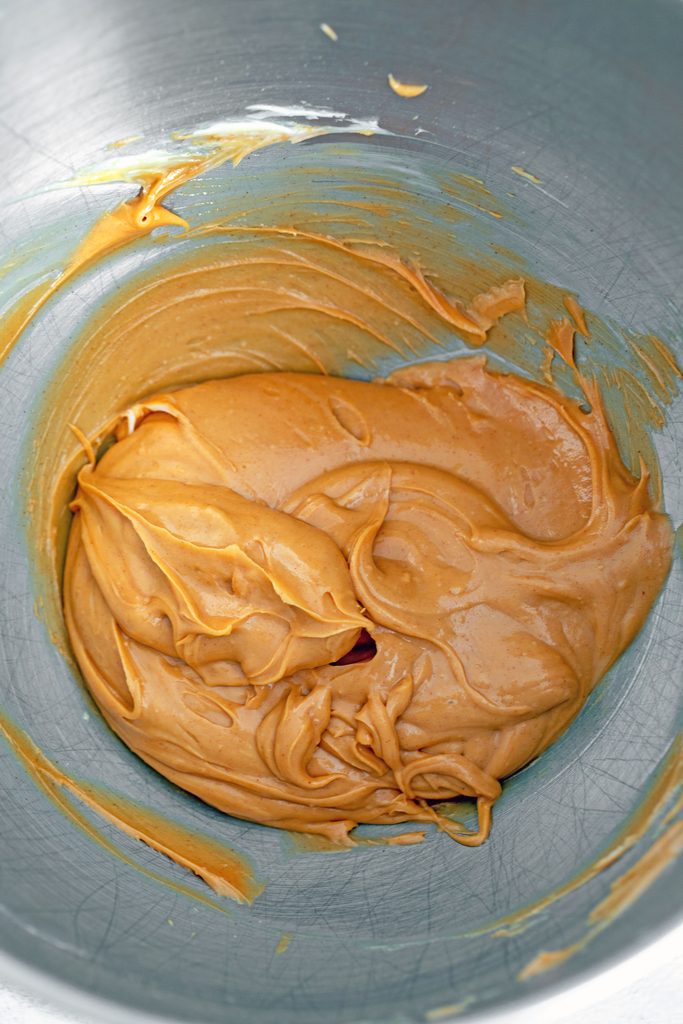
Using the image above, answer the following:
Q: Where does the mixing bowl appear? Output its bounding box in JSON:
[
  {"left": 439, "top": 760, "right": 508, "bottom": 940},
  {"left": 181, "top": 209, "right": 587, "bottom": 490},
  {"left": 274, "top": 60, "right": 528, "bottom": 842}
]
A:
[{"left": 0, "top": 1, "right": 681, "bottom": 1022}]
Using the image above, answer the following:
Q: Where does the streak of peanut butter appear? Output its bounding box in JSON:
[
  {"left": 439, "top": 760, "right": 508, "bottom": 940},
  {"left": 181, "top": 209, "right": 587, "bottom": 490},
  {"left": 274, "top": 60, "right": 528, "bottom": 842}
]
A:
[
  {"left": 0, "top": 711, "right": 261, "bottom": 904},
  {"left": 520, "top": 788, "right": 683, "bottom": 980},
  {"left": 0, "top": 119, "right": 380, "bottom": 366},
  {"left": 563, "top": 294, "right": 589, "bottom": 337},
  {"left": 491, "top": 738, "right": 683, "bottom": 944}
]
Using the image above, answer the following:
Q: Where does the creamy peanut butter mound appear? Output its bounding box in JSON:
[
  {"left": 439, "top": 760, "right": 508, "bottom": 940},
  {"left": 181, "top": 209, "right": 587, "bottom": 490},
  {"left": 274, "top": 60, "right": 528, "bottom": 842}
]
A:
[{"left": 64, "top": 357, "right": 672, "bottom": 844}]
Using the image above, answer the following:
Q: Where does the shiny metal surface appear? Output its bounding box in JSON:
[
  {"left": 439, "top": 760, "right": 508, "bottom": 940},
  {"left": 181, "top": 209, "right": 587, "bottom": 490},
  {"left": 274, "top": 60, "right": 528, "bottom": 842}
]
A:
[{"left": 0, "top": 1, "right": 681, "bottom": 1022}]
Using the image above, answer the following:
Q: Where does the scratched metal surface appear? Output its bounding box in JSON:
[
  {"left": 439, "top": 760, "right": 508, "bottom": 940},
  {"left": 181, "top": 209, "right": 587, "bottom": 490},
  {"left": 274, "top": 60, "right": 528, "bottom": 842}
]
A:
[{"left": 0, "top": 1, "right": 681, "bottom": 1022}]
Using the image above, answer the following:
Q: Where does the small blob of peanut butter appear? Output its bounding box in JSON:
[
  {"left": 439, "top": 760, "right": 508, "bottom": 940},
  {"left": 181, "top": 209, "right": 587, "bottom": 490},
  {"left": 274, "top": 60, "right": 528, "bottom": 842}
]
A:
[{"left": 388, "top": 74, "right": 429, "bottom": 98}]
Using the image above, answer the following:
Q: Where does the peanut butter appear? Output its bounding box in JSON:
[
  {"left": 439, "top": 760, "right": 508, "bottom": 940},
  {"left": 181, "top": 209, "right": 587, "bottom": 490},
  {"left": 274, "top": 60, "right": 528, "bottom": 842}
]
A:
[{"left": 63, "top": 355, "right": 672, "bottom": 844}]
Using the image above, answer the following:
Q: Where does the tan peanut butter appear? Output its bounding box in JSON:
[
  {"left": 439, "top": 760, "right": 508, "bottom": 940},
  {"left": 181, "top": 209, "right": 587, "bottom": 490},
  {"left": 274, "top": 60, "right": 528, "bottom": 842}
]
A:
[{"left": 63, "top": 354, "right": 672, "bottom": 845}]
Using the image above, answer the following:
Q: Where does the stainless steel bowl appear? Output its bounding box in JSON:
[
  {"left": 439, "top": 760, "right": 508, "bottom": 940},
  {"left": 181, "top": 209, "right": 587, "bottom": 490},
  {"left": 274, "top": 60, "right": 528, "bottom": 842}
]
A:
[{"left": 0, "top": 2, "right": 681, "bottom": 1022}]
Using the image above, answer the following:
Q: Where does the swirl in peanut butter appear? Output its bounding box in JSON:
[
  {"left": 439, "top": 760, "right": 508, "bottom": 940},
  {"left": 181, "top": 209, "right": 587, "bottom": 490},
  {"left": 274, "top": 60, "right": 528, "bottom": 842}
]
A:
[{"left": 63, "top": 356, "right": 672, "bottom": 844}]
